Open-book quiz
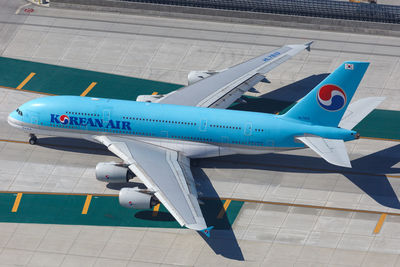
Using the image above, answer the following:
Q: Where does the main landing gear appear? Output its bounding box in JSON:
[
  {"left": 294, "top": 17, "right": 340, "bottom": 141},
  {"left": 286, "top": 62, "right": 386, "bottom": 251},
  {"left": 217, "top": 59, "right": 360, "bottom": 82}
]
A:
[{"left": 29, "top": 134, "right": 37, "bottom": 145}]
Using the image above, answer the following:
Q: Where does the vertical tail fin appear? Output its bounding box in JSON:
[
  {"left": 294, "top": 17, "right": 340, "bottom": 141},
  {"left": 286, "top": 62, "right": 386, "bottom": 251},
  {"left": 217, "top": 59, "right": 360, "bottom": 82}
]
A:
[{"left": 283, "top": 62, "right": 369, "bottom": 127}]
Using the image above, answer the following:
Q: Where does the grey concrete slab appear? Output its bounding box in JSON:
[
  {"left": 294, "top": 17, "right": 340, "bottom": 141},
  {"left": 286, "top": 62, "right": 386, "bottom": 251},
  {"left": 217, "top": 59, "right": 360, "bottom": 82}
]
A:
[
  {"left": 37, "top": 225, "right": 81, "bottom": 254},
  {"left": 362, "top": 252, "right": 399, "bottom": 267},
  {"left": 329, "top": 249, "right": 366, "bottom": 266},
  {"left": 305, "top": 231, "right": 342, "bottom": 248},
  {"left": 337, "top": 234, "right": 373, "bottom": 251},
  {"left": 314, "top": 210, "right": 353, "bottom": 234},
  {"left": 61, "top": 255, "right": 97, "bottom": 267},
  {"left": 28, "top": 252, "right": 66, "bottom": 267}
]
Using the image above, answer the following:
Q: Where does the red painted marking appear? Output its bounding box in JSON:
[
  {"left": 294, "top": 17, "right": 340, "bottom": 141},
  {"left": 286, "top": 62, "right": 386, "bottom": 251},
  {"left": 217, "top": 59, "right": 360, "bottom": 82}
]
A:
[{"left": 24, "top": 8, "right": 34, "bottom": 13}]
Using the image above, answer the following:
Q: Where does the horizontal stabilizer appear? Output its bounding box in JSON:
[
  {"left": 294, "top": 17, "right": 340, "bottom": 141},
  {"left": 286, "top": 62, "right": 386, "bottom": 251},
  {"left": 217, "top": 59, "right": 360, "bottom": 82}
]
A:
[
  {"left": 296, "top": 136, "right": 351, "bottom": 168},
  {"left": 339, "top": 97, "right": 385, "bottom": 130}
]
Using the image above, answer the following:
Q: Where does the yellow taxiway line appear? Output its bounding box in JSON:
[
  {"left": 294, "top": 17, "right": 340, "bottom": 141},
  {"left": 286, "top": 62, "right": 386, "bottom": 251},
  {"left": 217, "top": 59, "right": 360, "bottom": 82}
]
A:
[
  {"left": 217, "top": 199, "right": 231, "bottom": 219},
  {"left": 81, "top": 194, "right": 93, "bottom": 214},
  {"left": 11, "top": 193, "right": 23, "bottom": 212},
  {"left": 1, "top": 190, "right": 399, "bottom": 216},
  {"left": 152, "top": 203, "right": 160, "bottom": 217},
  {"left": 16, "top": 72, "right": 36, "bottom": 90},
  {"left": 80, "top": 82, "right": 97, "bottom": 97},
  {"left": 373, "top": 213, "right": 387, "bottom": 234},
  {"left": 1, "top": 85, "right": 54, "bottom": 95}
]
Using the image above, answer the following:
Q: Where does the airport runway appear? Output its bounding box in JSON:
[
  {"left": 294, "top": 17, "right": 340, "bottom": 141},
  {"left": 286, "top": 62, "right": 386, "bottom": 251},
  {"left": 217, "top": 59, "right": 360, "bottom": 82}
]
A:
[{"left": 0, "top": 0, "right": 400, "bottom": 265}]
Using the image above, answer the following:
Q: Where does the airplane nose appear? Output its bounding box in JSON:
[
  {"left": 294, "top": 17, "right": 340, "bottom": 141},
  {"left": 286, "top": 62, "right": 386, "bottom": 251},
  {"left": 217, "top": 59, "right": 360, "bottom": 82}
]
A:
[
  {"left": 7, "top": 112, "right": 19, "bottom": 127},
  {"left": 7, "top": 114, "right": 14, "bottom": 126}
]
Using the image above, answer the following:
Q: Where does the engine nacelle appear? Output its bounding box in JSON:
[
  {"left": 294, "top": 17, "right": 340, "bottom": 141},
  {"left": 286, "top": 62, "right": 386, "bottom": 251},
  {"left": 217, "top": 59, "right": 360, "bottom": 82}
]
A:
[
  {"left": 95, "top": 162, "right": 134, "bottom": 183},
  {"left": 136, "top": 94, "right": 164, "bottom": 103},
  {"left": 119, "top": 187, "right": 159, "bottom": 209},
  {"left": 188, "top": 70, "right": 219, "bottom": 85}
]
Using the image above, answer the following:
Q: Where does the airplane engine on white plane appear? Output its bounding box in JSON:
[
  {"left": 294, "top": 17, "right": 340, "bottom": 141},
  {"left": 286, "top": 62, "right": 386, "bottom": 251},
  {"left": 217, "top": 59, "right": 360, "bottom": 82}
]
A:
[
  {"left": 187, "top": 70, "right": 220, "bottom": 85},
  {"left": 136, "top": 94, "right": 164, "bottom": 103},
  {"left": 95, "top": 162, "right": 134, "bottom": 183},
  {"left": 119, "top": 187, "right": 159, "bottom": 209}
]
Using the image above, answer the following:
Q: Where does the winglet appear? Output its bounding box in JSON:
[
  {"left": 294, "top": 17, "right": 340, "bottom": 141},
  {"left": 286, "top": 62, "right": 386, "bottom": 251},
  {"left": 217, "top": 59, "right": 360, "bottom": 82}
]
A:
[
  {"left": 199, "top": 226, "right": 214, "bottom": 238},
  {"left": 305, "top": 41, "right": 313, "bottom": 52}
]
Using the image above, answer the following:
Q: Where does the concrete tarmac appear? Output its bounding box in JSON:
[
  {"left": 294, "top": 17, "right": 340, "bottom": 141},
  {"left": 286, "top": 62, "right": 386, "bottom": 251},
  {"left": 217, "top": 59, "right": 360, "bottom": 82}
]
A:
[{"left": 0, "top": 0, "right": 400, "bottom": 266}]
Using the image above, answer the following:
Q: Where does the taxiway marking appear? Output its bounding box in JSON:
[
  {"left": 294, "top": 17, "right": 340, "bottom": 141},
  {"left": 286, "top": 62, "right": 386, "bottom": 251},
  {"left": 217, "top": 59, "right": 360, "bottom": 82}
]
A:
[
  {"left": 1, "top": 190, "right": 400, "bottom": 217},
  {"left": 11, "top": 193, "right": 23, "bottom": 212},
  {"left": 152, "top": 203, "right": 160, "bottom": 217},
  {"left": 82, "top": 194, "right": 92, "bottom": 214},
  {"left": 373, "top": 213, "right": 387, "bottom": 234},
  {"left": 217, "top": 199, "right": 231, "bottom": 219},
  {"left": 16, "top": 72, "right": 36, "bottom": 89},
  {"left": 81, "top": 82, "right": 97, "bottom": 97}
]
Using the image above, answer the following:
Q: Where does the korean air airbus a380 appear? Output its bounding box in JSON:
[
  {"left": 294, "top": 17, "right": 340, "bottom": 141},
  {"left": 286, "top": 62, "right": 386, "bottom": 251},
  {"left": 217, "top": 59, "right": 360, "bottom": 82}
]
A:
[{"left": 7, "top": 42, "right": 384, "bottom": 237}]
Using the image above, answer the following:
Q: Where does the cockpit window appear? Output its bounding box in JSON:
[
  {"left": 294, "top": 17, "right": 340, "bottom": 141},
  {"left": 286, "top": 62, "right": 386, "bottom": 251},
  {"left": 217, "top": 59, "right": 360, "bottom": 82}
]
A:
[{"left": 16, "top": 108, "right": 23, "bottom": 116}]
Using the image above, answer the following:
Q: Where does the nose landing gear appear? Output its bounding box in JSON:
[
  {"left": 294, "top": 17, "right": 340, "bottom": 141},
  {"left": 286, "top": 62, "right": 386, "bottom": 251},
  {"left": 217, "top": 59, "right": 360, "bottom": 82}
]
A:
[{"left": 29, "top": 134, "right": 37, "bottom": 145}]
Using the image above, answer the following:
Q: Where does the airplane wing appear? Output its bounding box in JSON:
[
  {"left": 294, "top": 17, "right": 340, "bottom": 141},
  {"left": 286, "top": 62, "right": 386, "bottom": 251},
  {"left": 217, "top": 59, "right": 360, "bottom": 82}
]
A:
[
  {"left": 157, "top": 42, "right": 312, "bottom": 109},
  {"left": 296, "top": 135, "right": 352, "bottom": 168},
  {"left": 93, "top": 136, "right": 208, "bottom": 231}
]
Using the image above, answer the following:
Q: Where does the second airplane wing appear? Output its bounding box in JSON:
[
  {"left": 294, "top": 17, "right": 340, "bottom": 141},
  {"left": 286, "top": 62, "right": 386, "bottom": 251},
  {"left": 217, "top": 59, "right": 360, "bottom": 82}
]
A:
[{"left": 157, "top": 42, "right": 312, "bottom": 109}]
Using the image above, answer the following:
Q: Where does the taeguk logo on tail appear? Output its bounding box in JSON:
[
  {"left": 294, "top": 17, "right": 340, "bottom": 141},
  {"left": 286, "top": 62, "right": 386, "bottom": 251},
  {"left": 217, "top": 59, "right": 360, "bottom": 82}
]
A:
[{"left": 317, "top": 84, "right": 347, "bottom": 111}]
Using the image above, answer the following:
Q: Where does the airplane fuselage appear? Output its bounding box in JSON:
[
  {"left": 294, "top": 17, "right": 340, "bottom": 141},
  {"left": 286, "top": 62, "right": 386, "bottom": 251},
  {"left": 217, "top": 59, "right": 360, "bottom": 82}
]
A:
[{"left": 8, "top": 96, "right": 357, "bottom": 158}]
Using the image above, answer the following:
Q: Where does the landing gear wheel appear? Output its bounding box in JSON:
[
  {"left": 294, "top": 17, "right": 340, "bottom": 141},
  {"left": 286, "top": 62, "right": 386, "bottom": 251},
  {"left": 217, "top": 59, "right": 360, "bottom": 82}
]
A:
[{"left": 29, "top": 134, "right": 37, "bottom": 145}]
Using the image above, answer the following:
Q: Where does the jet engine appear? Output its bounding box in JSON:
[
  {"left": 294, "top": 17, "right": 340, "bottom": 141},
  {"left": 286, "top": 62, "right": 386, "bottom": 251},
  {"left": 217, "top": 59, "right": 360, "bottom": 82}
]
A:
[
  {"left": 136, "top": 94, "right": 164, "bottom": 103},
  {"left": 95, "top": 162, "right": 134, "bottom": 183},
  {"left": 119, "top": 187, "right": 159, "bottom": 209},
  {"left": 187, "top": 70, "right": 220, "bottom": 85}
]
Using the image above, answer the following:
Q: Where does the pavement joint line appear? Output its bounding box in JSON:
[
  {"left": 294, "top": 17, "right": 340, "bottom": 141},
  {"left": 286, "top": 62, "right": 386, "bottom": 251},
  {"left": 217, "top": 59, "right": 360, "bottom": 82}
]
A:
[
  {"left": 16, "top": 72, "right": 35, "bottom": 90},
  {"left": 11, "top": 193, "right": 23, "bottom": 212},
  {"left": 373, "top": 213, "right": 387, "bottom": 234},
  {"left": 17, "top": 14, "right": 400, "bottom": 50},
  {"left": 224, "top": 198, "right": 400, "bottom": 216},
  {"left": 1, "top": 85, "right": 54, "bottom": 95},
  {"left": 152, "top": 203, "right": 160, "bottom": 217},
  {"left": 217, "top": 199, "right": 231, "bottom": 219},
  {"left": 360, "top": 136, "right": 400, "bottom": 143},
  {"left": 81, "top": 194, "right": 92, "bottom": 214},
  {"left": 80, "top": 82, "right": 97, "bottom": 97},
  {"left": 1, "top": 20, "right": 397, "bottom": 57},
  {"left": 0, "top": 190, "right": 398, "bottom": 217}
]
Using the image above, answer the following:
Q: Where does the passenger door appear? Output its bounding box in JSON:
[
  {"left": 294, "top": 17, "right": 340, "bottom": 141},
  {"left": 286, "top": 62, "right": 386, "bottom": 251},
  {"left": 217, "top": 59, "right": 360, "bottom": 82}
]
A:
[{"left": 244, "top": 122, "right": 252, "bottom": 136}]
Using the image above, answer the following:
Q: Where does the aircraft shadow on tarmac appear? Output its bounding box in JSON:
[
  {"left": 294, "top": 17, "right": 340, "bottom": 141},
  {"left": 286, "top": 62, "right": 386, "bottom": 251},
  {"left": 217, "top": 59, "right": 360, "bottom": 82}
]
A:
[
  {"left": 199, "top": 143, "right": 400, "bottom": 210},
  {"left": 193, "top": 167, "right": 244, "bottom": 261},
  {"left": 229, "top": 73, "right": 329, "bottom": 114},
  {"left": 106, "top": 171, "right": 245, "bottom": 260},
  {"left": 36, "top": 137, "right": 113, "bottom": 156}
]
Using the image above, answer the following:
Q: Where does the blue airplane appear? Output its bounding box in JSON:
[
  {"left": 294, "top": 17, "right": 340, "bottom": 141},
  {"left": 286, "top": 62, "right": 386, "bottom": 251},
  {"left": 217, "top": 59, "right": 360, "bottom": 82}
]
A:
[{"left": 7, "top": 43, "right": 384, "bottom": 237}]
